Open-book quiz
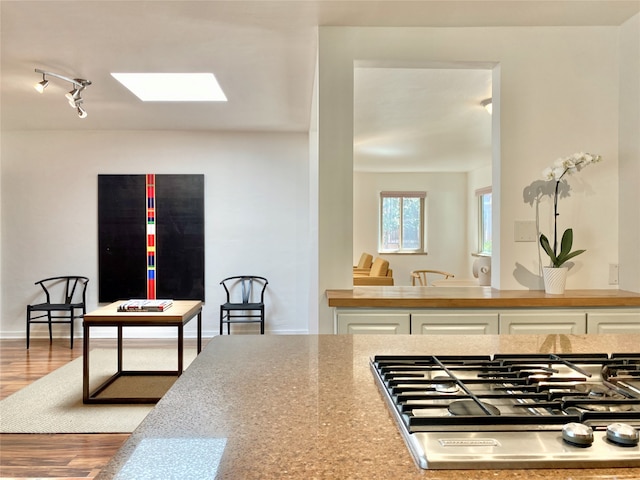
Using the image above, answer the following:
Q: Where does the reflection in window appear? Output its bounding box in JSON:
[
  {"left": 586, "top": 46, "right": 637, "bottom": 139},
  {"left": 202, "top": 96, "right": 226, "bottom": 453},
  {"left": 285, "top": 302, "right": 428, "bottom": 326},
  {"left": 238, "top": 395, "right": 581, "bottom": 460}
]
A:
[{"left": 379, "top": 191, "right": 426, "bottom": 253}]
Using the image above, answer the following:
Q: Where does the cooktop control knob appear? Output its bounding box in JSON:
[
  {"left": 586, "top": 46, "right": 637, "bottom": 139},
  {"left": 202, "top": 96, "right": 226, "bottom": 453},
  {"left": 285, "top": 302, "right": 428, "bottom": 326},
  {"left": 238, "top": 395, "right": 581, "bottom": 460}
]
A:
[
  {"left": 606, "top": 423, "right": 640, "bottom": 446},
  {"left": 562, "top": 422, "right": 594, "bottom": 447}
]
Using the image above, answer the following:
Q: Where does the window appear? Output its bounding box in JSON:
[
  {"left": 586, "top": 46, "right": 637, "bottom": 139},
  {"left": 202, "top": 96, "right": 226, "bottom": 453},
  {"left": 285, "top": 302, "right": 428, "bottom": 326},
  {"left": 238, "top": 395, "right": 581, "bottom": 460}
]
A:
[
  {"left": 379, "top": 191, "right": 425, "bottom": 253},
  {"left": 476, "top": 187, "right": 492, "bottom": 255}
]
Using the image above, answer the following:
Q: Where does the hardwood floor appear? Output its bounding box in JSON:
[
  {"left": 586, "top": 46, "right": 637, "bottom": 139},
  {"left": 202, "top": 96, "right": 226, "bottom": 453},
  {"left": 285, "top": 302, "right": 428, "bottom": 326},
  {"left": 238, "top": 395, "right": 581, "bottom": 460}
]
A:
[{"left": 0, "top": 337, "right": 205, "bottom": 479}]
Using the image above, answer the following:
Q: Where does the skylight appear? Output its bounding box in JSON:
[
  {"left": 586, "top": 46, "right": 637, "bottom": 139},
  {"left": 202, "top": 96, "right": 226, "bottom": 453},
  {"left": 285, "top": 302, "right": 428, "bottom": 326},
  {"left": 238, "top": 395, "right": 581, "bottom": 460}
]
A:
[{"left": 111, "top": 73, "right": 227, "bottom": 102}]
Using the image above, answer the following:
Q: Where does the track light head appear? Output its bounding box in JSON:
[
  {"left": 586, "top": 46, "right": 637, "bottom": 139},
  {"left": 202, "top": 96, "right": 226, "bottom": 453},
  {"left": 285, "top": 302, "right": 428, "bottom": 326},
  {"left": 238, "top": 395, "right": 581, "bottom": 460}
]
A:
[
  {"left": 34, "top": 73, "right": 49, "bottom": 93},
  {"left": 66, "top": 79, "right": 90, "bottom": 107},
  {"left": 76, "top": 103, "right": 88, "bottom": 119},
  {"left": 66, "top": 88, "right": 82, "bottom": 107}
]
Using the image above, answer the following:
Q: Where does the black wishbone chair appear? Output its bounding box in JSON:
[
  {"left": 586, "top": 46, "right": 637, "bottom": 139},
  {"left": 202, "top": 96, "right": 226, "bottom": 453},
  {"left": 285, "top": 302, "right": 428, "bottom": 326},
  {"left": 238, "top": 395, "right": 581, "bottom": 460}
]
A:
[
  {"left": 219, "top": 276, "right": 268, "bottom": 335},
  {"left": 26, "top": 276, "right": 89, "bottom": 348}
]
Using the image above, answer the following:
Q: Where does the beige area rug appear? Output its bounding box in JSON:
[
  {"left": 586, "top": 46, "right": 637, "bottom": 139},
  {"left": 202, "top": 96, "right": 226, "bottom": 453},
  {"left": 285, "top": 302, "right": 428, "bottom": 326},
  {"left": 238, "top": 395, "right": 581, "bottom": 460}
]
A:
[{"left": 0, "top": 348, "right": 196, "bottom": 433}]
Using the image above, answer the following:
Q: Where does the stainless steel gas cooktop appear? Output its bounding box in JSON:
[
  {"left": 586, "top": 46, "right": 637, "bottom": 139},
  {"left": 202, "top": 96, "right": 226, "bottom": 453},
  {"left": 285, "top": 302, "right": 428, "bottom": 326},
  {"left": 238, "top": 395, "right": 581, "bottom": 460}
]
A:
[{"left": 370, "top": 353, "right": 640, "bottom": 469}]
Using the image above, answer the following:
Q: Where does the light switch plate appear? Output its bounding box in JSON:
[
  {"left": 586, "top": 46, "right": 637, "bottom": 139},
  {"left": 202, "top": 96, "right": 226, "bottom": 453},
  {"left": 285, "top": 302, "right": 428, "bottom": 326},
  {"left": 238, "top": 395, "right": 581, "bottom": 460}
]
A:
[{"left": 514, "top": 220, "right": 537, "bottom": 242}]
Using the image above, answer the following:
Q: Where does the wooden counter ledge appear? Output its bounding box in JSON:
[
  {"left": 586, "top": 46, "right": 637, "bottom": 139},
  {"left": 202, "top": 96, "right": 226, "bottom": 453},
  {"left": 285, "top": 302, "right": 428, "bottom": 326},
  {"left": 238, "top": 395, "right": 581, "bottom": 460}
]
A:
[{"left": 326, "top": 286, "right": 640, "bottom": 308}]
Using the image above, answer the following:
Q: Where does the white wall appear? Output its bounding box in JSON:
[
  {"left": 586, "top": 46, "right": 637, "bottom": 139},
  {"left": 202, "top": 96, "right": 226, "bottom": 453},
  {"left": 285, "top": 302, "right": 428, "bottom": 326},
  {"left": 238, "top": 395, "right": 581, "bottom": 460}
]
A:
[
  {"left": 1, "top": 130, "right": 311, "bottom": 339},
  {"left": 318, "top": 25, "right": 631, "bottom": 331},
  {"left": 354, "top": 172, "right": 468, "bottom": 285}
]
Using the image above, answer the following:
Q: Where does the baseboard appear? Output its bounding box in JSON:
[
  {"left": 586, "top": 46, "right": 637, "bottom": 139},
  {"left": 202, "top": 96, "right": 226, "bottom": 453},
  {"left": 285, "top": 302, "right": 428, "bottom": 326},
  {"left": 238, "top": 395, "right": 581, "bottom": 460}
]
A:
[{"left": 1, "top": 327, "right": 310, "bottom": 340}]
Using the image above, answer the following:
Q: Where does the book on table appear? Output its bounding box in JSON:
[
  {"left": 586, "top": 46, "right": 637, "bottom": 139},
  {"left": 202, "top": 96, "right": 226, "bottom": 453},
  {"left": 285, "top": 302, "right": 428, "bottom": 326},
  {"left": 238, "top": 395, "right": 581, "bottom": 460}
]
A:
[{"left": 117, "top": 299, "right": 174, "bottom": 312}]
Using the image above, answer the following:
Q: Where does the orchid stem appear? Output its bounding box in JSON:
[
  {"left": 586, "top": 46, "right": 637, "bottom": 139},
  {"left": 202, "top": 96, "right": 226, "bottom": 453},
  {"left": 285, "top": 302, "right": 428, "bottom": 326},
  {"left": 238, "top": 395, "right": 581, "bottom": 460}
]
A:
[{"left": 553, "top": 179, "right": 560, "bottom": 256}]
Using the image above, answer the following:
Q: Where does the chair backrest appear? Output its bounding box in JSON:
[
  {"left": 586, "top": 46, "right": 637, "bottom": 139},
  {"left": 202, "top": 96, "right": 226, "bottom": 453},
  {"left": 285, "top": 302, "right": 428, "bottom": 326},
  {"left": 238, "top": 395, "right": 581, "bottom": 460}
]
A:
[
  {"left": 411, "top": 270, "right": 454, "bottom": 286},
  {"left": 369, "top": 258, "right": 390, "bottom": 277},
  {"left": 220, "top": 276, "right": 268, "bottom": 304},
  {"left": 35, "top": 276, "right": 89, "bottom": 305},
  {"left": 355, "top": 253, "right": 373, "bottom": 269}
]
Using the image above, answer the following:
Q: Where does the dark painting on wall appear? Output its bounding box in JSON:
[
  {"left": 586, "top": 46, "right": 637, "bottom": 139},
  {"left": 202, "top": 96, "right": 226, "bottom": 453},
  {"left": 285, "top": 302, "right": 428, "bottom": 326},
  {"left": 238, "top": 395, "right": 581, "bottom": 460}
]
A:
[{"left": 98, "top": 174, "right": 205, "bottom": 303}]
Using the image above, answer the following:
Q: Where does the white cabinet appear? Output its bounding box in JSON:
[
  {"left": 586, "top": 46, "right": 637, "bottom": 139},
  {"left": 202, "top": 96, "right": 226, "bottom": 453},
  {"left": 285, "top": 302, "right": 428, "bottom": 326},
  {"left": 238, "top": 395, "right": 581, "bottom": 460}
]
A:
[
  {"left": 334, "top": 307, "right": 638, "bottom": 335},
  {"left": 500, "top": 311, "right": 586, "bottom": 335},
  {"left": 411, "top": 312, "right": 499, "bottom": 335},
  {"left": 335, "top": 309, "right": 499, "bottom": 335},
  {"left": 587, "top": 310, "right": 640, "bottom": 334},
  {"left": 336, "top": 311, "right": 410, "bottom": 334}
]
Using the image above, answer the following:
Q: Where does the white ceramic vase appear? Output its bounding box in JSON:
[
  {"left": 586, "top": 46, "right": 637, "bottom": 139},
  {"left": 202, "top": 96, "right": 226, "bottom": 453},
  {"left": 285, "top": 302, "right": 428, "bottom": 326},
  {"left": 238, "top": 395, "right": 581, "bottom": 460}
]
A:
[{"left": 543, "top": 266, "right": 568, "bottom": 294}]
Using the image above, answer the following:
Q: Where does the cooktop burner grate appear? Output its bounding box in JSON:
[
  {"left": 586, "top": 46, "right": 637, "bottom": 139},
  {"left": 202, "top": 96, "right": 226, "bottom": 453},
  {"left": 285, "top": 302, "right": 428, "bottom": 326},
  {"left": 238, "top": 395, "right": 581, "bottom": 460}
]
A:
[{"left": 371, "top": 353, "right": 640, "bottom": 469}]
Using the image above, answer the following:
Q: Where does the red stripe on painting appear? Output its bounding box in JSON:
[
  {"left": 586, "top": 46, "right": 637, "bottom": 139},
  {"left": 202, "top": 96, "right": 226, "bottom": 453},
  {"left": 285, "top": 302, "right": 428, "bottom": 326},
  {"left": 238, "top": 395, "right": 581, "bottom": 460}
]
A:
[{"left": 146, "top": 173, "right": 156, "bottom": 300}]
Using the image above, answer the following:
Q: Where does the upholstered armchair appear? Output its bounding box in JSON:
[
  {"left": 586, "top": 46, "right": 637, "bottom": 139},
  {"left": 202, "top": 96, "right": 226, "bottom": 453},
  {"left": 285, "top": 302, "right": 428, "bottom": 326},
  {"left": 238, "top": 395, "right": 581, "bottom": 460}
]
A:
[{"left": 353, "top": 257, "right": 394, "bottom": 286}]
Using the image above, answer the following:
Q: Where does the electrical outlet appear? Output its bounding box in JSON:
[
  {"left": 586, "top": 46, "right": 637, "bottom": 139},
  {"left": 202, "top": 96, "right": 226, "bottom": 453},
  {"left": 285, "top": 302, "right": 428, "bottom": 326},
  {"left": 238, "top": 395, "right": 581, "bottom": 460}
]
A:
[
  {"left": 609, "top": 264, "right": 619, "bottom": 285},
  {"left": 514, "top": 221, "right": 537, "bottom": 242}
]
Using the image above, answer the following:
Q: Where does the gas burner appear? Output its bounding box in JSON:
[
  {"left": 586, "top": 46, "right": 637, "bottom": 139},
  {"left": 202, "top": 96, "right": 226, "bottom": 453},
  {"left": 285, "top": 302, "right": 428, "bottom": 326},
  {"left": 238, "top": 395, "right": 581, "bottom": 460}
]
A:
[
  {"left": 432, "top": 376, "right": 459, "bottom": 394},
  {"left": 568, "top": 403, "right": 636, "bottom": 413},
  {"left": 448, "top": 399, "right": 500, "bottom": 416},
  {"left": 575, "top": 383, "right": 614, "bottom": 397}
]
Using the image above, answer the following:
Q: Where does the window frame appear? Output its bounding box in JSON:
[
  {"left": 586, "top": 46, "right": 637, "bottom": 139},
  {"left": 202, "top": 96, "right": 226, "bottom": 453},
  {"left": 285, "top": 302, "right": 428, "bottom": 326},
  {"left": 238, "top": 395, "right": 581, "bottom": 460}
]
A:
[
  {"left": 378, "top": 191, "right": 426, "bottom": 254},
  {"left": 476, "top": 186, "right": 492, "bottom": 256}
]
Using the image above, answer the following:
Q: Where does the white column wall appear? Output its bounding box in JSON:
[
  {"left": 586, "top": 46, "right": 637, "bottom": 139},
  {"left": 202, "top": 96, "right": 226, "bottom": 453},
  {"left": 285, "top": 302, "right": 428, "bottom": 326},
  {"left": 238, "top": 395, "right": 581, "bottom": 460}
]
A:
[{"left": 619, "top": 13, "right": 640, "bottom": 292}]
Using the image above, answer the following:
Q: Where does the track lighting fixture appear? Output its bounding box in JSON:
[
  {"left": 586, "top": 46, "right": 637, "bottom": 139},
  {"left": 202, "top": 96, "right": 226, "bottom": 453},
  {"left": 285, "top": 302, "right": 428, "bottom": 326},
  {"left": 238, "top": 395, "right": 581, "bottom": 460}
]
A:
[{"left": 34, "top": 68, "right": 92, "bottom": 118}]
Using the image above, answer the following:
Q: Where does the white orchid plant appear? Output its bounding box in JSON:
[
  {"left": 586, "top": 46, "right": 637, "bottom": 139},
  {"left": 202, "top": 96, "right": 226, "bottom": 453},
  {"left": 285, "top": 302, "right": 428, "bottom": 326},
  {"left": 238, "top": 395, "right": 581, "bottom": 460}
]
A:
[{"left": 539, "top": 152, "right": 603, "bottom": 268}]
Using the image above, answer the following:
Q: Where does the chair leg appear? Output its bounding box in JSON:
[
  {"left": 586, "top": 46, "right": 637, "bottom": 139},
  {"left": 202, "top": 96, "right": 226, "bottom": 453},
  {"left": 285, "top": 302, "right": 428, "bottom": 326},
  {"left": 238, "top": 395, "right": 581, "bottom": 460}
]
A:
[
  {"left": 260, "top": 308, "right": 265, "bottom": 334},
  {"left": 47, "top": 313, "right": 53, "bottom": 344},
  {"left": 70, "top": 312, "right": 74, "bottom": 349},
  {"left": 26, "top": 308, "right": 30, "bottom": 349}
]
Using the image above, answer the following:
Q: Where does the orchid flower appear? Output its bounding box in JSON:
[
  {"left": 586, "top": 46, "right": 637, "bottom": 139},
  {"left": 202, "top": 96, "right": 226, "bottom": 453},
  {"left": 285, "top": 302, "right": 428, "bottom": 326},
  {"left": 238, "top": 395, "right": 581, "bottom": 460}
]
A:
[{"left": 539, "top": 152, "right": 602, "bottom": 268}]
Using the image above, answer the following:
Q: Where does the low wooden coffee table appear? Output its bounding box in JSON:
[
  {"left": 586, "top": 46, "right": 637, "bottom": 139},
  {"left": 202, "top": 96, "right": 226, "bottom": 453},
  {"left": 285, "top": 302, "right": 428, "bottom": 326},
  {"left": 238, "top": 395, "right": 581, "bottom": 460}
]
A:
[{"left": 82, "top": 300, "right": 203, "bottom": 404}]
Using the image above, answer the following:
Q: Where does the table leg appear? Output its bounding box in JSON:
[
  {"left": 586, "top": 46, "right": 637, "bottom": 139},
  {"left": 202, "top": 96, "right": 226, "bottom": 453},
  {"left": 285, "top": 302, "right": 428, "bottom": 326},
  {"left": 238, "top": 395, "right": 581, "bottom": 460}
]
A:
[
  {"left": 197, "top": 310, "right": 202, "bottom": 353},
  {"left": 117, "top": 324, "right": 123, "bottom": 373},
  {"left": 82, "top": 323, "right": 90, "bottom": 402},
  {"left": 178, "top": 325, "right": 184, "bottom": 374}
]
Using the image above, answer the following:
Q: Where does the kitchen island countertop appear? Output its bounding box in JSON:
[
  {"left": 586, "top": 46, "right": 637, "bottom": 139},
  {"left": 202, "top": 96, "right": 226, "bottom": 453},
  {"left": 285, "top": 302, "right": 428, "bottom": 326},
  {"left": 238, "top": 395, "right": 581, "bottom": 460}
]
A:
[{"left": 96, "top": 334, "right": 640, "bottom": 479}]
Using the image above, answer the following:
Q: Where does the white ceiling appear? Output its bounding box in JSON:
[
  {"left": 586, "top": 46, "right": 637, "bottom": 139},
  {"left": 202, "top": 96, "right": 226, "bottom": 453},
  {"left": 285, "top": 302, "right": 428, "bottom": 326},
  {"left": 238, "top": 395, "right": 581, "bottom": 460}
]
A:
[
  {"left": 2, "top": 1, "right": 638, "bottom": 172},
  {"left": 354, "top": 67, "right": 493, "bottom": 173}
]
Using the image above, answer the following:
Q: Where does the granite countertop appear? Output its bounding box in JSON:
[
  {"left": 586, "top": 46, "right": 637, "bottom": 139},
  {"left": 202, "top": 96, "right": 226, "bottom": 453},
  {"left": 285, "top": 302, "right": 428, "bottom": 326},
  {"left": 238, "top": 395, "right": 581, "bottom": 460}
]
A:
[
  {"left": 326, "top": 287, "right": 640, "bottom": 308},
  {"left": 96, "top": 334, "right": 640, "bottom": 480}
]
